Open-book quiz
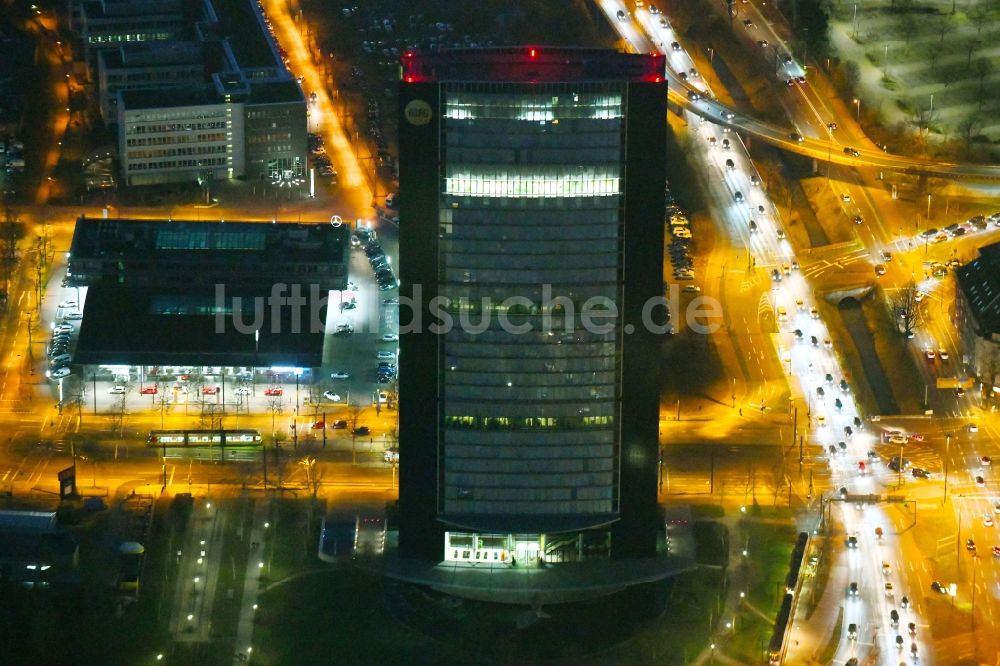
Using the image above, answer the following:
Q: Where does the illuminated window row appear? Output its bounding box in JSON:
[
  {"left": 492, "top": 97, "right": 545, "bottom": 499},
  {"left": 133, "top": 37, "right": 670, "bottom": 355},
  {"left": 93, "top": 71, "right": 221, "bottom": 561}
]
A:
[
  {"left": 445, "top": 415, "right": 614, "bottom": 430},
  {"left": 445, "top": 170, "right": 619, "bottom": 198},
  {"left": 444, "top": 93, "right": 623, "bottom": 121}
]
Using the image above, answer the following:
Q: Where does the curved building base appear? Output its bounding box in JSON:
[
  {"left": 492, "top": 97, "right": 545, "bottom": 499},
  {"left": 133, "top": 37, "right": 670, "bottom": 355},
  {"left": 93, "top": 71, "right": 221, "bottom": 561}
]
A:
[{"left": 379, "top": 536, "right": 696, "bottom": 606}]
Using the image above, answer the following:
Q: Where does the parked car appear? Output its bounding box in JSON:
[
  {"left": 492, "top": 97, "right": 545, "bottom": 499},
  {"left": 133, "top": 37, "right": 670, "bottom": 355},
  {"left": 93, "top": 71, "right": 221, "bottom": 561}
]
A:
[{"left": 263, "top": 387, "right": 283, "bottom": 396}]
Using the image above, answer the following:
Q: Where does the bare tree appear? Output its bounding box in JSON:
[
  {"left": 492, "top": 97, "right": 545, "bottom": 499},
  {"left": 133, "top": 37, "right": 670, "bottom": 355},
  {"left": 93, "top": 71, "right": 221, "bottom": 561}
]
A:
[
  {"left": 0, "top": 206, "right": 24, "bottom": 304},
  {"left": 66, "top": 375, "right": 87, "bottom": 425},
  {"left": 898, "top": 14, "right": 918, "bottom": 51},
  {"left": 956, "top": 113, "right": 985, "bottom": 154},
  {"left": 109, "top": 381, "right": 135, "bottom": 438},
  {"left": 153, "top": 376, "right": 172, "bottom": 428},
  {"left": 968, "top": 3, "right": 989, "bottom": 34},
  {"left": 974, "top": 57, "right": 993, "bottom": 108},
  {"left": 266, "top": 391, "right": 285, "bottom": 441},
  {"left": 966, "top": 39, "right": 981, "bottom": 68},
  {"left": 889, "top": 283, "right": 927, "bottom": 339},
  {"left": 306, "top": 378, "right": 325, "bottom": 419}
]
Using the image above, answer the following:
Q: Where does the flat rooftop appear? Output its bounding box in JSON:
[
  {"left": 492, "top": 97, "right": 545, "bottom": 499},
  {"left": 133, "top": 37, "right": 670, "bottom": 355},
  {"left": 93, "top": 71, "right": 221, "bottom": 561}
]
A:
[
  {"left": 74, "top": 285, "right": 327, "bottom": 368},
  {"left": 68, "top": 218, "right": 349, "bottom": 292},
  {"left": 100, "top": 41, "right": 205, "bottom": 69},
  {"left": 81, "top": 0, "right": 184, "bottom": 20},
  {"left": 401, "top": 47, "right": 666, "bottom": 84},
  {"left": 118, "top": 85, "right": 222, "bottom": 109},
  {"left": 249, "top": 79, "right": 305, "bottom": 105},
  {"left": 70, "top": 217, "right": 346, "bottom": 265},
  {"left": 210, "top": 0, "right": 279, "bottom": 69},
  {"left": 957, "top": 240, "right": 1000, "bottom": 334}
]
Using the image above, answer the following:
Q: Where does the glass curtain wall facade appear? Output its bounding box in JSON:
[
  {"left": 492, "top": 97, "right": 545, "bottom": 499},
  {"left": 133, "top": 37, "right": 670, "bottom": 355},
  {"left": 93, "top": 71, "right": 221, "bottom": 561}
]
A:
[
  {"left": 398, "top": 49, "right": 666, "bottom": 572},
  {"left": 439, "top": 83, "right": 624, "bottom": 523}
]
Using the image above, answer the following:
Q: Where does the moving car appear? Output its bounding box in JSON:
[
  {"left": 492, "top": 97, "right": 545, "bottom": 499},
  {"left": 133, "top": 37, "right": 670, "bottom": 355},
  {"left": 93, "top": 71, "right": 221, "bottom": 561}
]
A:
[
  {"left": 788, "top": 132, "right": 804, "bottom": 142},
  {"left": 843, "top": 147, "right": 861, "bottom": 157}
]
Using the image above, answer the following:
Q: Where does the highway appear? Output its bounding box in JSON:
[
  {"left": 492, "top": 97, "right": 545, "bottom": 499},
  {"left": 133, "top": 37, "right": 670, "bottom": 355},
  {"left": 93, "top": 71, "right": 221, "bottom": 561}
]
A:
[{"left": 603, "top": 1, "right": 946, "bottom": 662}]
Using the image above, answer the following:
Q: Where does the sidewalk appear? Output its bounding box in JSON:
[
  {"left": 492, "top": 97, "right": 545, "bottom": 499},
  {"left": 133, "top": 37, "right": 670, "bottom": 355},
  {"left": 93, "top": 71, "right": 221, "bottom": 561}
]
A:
[{"left": 231, "top": 497, "right": 271, "bottom": 664}]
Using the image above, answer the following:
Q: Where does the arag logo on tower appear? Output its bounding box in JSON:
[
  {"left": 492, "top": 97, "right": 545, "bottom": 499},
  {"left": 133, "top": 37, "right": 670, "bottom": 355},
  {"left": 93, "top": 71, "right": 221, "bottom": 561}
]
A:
[{"left": 404, "top": 99, "right": 432, "bottom": 126}]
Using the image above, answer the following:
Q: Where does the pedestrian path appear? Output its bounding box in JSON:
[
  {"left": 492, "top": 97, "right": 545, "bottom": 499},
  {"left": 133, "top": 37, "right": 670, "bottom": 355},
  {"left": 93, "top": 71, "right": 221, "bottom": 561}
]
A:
[{"left": 231, "top": 497, "right": 272, "bottom": 664}]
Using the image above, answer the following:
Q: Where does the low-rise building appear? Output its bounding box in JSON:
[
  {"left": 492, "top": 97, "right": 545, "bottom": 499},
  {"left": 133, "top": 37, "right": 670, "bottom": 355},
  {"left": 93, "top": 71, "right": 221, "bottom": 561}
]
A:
[
  {"left": 71, "top": 0, "right": 192, "bottom": 64},
  {"left": 955, "top": 240, "right": 1000, "bottom": 399},
  {"left": 67, "top": 216, "right": 349, "bottom": 368},
  {"left": 97, "top": 41, "right": 208, "bottom": 125}
]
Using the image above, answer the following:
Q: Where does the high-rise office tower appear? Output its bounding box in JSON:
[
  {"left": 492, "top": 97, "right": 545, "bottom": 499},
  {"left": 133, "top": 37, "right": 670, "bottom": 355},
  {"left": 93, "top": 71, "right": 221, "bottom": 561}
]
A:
[{"left": 397, "top": 48, "right": 667, "bottom": 593}]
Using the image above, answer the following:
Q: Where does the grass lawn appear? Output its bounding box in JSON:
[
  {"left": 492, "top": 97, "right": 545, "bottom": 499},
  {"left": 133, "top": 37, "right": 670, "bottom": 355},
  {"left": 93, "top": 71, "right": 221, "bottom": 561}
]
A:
[
  {"left": 861, "top": 292, "right": 924, "bottom": 414},
  {"left": 724, "top": 518, "right": 797, "bottom": 662},
  {"left": 692, "top": 520, "right": 730, "bottom": 567},
  {"left": 827, "top": 1, "right": 1000, "bottom": 157},
  {"left": 254, "top": 568, "right": 448, "bottom": 665},
  {"left": 799, "top": 177, "right": 861, "bottom": 245},
  {"left": 612, "top": 569, "right": 725, "bottom": 665}
]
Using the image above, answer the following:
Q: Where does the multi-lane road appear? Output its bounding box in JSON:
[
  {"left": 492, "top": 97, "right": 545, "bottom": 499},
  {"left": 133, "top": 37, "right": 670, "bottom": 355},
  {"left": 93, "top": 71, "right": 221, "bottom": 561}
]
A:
[{"left": 601, "top": 1, "right": 1000, "bottom": 663}]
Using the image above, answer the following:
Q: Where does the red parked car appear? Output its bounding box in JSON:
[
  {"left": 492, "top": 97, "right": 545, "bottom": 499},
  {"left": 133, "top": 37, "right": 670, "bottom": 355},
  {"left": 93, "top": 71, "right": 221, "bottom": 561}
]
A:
[
  {"left": 263, "top": 387, "right": 283, "bottom": 396},
  {"left": 139, "top": 386, "right": 157, "bottom": 395},
  {"left": 201, "top": 386, "right": 219, "bottom": 395}
]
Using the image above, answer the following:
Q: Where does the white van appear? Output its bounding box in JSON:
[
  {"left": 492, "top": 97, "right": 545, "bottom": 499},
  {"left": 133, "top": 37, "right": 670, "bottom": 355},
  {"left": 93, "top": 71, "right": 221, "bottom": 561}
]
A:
[{"left": 376, "top": 350, "right": 396, "bottom": 360}]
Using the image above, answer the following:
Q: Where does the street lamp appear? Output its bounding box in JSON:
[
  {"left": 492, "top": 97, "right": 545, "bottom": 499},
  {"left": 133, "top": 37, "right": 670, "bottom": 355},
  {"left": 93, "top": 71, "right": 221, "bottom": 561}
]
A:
[
  {"left": 852, "top": 98, "right": 861, "bottom": 122},
  {"left": 253, "top": 329, "right": 259, "bottom": 397}
]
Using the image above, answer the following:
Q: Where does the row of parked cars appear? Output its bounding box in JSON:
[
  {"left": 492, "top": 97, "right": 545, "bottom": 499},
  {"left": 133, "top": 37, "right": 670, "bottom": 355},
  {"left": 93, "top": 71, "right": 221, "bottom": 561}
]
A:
[
  {"left": 666, "top": 184, "right": 695, "bottom": 284},
  {"left": 355, "top": 228, "right": 396, "bottom": 291},
  {"left": 47, "top": 299, "right": 82, "bottom": 379},
  {"left": 308, "top": 133, "right": 338, "bottom": 181}
]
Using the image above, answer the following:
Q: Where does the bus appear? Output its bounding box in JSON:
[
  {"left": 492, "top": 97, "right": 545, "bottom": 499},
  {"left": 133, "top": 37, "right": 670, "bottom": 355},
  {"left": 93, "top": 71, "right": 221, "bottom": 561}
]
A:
[{"left": 147, "top": 429, "right": 262, "bottom": 447}]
